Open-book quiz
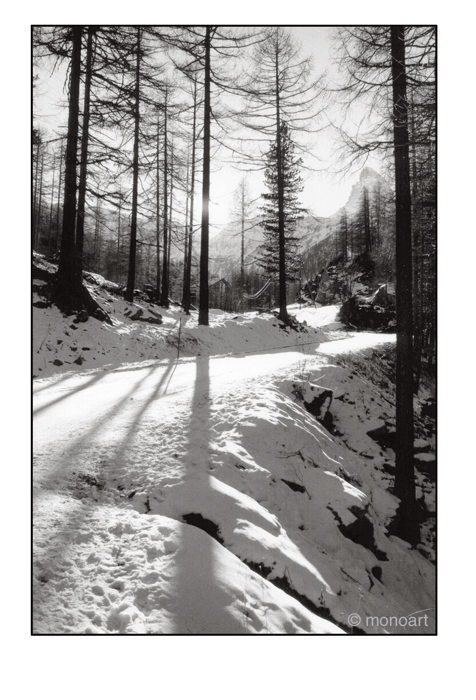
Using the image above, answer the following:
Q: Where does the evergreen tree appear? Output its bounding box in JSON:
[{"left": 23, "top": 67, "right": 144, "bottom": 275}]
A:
[
  {"left": 258, "top": 122, "right": 303, "bottom": 283},
  {"left": 243, "top": 27, "right": 323, "bottom": 322}
]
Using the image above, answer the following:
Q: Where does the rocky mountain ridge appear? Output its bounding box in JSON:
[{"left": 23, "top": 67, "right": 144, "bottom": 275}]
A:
[{"left": 210, "top": 167, "right": 393, "bottom": 283}]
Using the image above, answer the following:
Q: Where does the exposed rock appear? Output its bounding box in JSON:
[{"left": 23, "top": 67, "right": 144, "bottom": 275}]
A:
[
  {"left": 372, "top": 283, "right": 396, "bottom": 309},
  {"left": 339, "top": 292, "right": 396, "bottom": 331},
  {"left": 281, "top": 479, "right": 307, "bottom": 494},
  {"left": 145, "top": 307, "right": 163, "bottom": 320},
  {"left": 123, "top": 305, "right": 162, "bottom": 324},
  {"left": 83, "top": 271, "right": 120, "bottom": 292},
  {"left": 415, "top": 453, "right": 436, "bottom": 480},
  {"left": 125, "top": 307, "right": 143, "bottom": 321},
  {"left": 141, "top": 316, "right": 163, "bottom": 325},
  {"left": 328, "top": 506, "right": 387, "bottom": 561},
  {"left": 32, "top": 254, "right": 57, "bottom": 282},
  {"left": 382, "top": 461, "right": 395, "bottom": 474},
  {"left": 293, "top": 380, "right": 334, "bottom": 433},
  {"left": 367, "top": 424, "right": 396, "bottom": 449},
  {"left": 414, "top": 438, "right": 432, "bottom": 453},
  {"left": 143, "top": 284, "right": 156, "bottom": 302},
  {"left": 371, "top": 565, "right": 383, "bottom": 582},
  {"left": 74, "top": 310, "right": 89, "bottom": 323},
  {"left": 421, "top": 398, "right": 436, "bottom": 420},
  {"left": 182, "top": 513, "right": 224, "bottom": 545}
]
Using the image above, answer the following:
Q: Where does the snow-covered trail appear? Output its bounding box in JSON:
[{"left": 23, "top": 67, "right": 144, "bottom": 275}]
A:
[
  {"left": 34, "top": 350, "right": 308, "bottom": 456},
  {"left": 34, "top": 351, "right": 312, "bottom": 507},
  {"left": 33, "top": 326, "right": 403, "bottom": 634},
  {"left": 33, "top": 328, "right": 395, "bottom": 473},
  {"left": 34, "top": 327, "right": 396, "bottom": 516}
]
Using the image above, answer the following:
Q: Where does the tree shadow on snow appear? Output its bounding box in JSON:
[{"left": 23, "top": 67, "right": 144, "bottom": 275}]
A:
[
  {"left": 173, "top": 354, "right": 258, "bottom": 634},
  {"left": 33, "top": 360, "right": 179, "bottom": 631}
]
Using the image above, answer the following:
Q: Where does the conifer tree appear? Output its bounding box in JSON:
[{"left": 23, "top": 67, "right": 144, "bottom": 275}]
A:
[
  {"left": 258, "top": 122, "right": 303, "bottom": 284},
  {"left": 243, "top": 27, "right": 323, "bottom": 322}
]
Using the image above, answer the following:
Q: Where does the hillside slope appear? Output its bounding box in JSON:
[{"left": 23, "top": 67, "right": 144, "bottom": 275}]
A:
[{"left": 33, "top": 267, "right": 435, "bottom": 635}]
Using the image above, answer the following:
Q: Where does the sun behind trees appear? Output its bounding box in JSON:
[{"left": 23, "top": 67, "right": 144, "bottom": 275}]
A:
[{"left": 33, "top": 26, "right": 435, "bottom": 549}]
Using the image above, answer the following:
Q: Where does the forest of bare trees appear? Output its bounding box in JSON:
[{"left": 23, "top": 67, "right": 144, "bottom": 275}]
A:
[{"left": 33, "top": 26, "right": 436, "bottom": 544}]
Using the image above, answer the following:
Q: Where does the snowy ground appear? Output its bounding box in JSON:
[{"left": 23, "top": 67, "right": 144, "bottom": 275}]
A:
[{"left": 33, "top": 277, "right": 435, "bottom": 634}]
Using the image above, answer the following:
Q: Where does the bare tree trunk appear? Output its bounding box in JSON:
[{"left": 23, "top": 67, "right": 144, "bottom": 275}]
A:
[
  {"left": 117, "top": 195, "right": 122, "bottom": 284},
  {"left": 275, "top": 49, "right": 288, "bottom": 323},
  {"left": 241, "top": 187, "right": 245, "bottom": 310},
  {"left": 94, "top": 198, "right": 102, "bottom": 271},
  {"left": 391, "top": 25, "right": 419, "bottom": 546},
  {"left": 183, "top": 76, "right": 197, "bottom": 315},
  {"left": 199, "top": 27, "right": 211, "bottom": 326},
  {"left": 33, "top": 141, "right": 41, "bottom": 250},
  {"left": 409, "top": 84, "right": 423, "bottom": 393},
  {"left": 343, "top": 210, "right": 348, "bottom": 261},
  {"left": 57, "top": 25, "right": 82, "bottom": 307},
  {"left": 37, "top": 151, "right": 45, "bottom": 251},
  {"left": 55, "top": 140, "right": 63, "bottom": 253},
  {"left": 182, "top": 148, "right": 190, "bottom": 307},
  {"left": 125, "top": 27, "right": 141, "bottom": 303},
  {"left": 156, "top": 110, "right": 161, "bottom": 300},
  {"left": 375, "top": 181, "right": 381, "bottom": 249},
  {"left": 76, "top": 25, "right": 95, "bottom": 288},
  {"left": 160, "top": 86, "right": 169, "bottom": 307},
  {"left": 49, "top": 151, "right": 56, "bottom": 252},
  {"left": 363, "top": 186, "right": 371, "bottom": 256},
  {"left": 168, "top": 138, "right": 174, "bottom": 295}
]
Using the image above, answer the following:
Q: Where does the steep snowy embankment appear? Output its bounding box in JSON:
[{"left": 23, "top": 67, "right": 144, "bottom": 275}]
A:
[
  {"left": 33, "top": 294, "right": 326, "bottom": 381},
  {"left": 33, "top": 262, "right": 435, "bottom": 634},
  {"left": 33, "top": 293, "right": 434, "bottom": 634}
]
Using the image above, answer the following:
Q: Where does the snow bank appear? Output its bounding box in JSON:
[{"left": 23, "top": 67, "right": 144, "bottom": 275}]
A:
[
  {"left": 33, "top": 270, "right": 434, "bottom": 634},
  {"left": 33, "top": 274, "right": 326, "bottom": 378},
  {"left": 34, "top": 350, "right": 435, "bottom": 634}
]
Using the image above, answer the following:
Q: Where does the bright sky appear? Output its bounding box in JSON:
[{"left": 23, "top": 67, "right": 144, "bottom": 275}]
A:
[
  {"left": 207, "top": 26, "right": 383, "bottom": 228},
  {"left": 33, "top": 26, "right": 384, "bottom": 231}
]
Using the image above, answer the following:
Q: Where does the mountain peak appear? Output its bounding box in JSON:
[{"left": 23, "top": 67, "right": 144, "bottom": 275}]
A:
[{"left": 359, "top": 166, "right": 380, "bottom": 183}]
